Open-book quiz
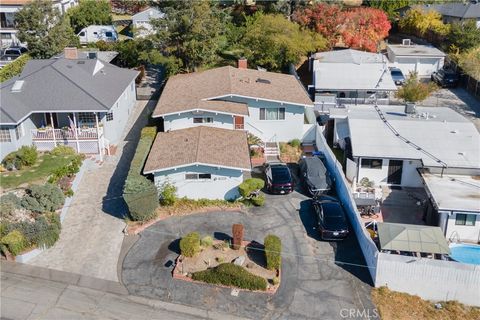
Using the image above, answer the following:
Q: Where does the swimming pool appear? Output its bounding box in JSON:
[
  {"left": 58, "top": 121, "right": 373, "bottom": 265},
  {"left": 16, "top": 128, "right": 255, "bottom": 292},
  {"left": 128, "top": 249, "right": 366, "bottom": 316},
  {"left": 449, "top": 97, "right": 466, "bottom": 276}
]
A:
[{"left": 449, "top": 243, "right": 480, "bottom": 265}]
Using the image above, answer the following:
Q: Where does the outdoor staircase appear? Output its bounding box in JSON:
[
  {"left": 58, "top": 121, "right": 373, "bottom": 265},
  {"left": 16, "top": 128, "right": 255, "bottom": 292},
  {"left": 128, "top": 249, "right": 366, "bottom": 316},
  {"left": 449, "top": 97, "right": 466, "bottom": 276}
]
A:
[{"left": 264, "top": 141, "right": 280, "bottom": 162}]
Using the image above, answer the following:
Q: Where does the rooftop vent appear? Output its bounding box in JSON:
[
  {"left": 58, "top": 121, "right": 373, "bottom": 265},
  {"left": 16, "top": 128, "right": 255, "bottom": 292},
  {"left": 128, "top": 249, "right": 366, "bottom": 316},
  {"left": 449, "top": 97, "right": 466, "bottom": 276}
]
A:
[
  {"left": 402, "top": 39, "right": 412, "bottom": 46},
  {"left": 256, "top": 78, "right": 271, "bottom": 84},
  {"left": 77, "top": 61, "right": 85, "bottom": 64},
  {"left": 11, "top": 80, "right": 24, "bottom": 93}
]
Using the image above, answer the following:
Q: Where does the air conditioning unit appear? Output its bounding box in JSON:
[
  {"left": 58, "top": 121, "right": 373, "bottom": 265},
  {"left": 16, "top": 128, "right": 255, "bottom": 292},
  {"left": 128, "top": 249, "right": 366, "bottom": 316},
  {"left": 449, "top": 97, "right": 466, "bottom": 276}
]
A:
[{"left": 402, "top": 39, "right": 412, "bottom": 46}]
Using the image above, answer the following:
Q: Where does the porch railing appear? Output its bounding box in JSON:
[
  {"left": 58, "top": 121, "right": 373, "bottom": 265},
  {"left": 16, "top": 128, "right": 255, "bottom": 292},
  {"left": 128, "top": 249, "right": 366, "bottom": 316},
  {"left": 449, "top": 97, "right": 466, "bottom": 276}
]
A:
[{"left": 31, "top": 126, "right": 103, "bottom": 140}]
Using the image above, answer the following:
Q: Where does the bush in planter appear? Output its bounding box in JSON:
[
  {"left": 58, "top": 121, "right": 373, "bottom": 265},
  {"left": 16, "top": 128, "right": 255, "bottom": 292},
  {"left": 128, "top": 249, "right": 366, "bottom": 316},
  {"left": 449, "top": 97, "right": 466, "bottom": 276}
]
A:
[
  {"left": 16, "top": 145, "right": 38, "bottom": 166},
  {"left": 264, "top": 234, "right": 282, "bottom": 271},
  {"left": 49, "top": 145, "right": 76, "bottom": 156},
  {"left": 8, "top": 214, "right": 61, "bottom": 249},
  {"left": 180, "top": 232, "right": 200, "bottom": 257},
  {"left": 21, "top": 184, "right": 65, "bottom": 213},
  {"left": 192, "top": 263, "right": 267, "bottom": 291},
  {"left": 289, "top": 139, "right": 301, "bottom": 148},
  {"left": 1, "top": 230, "right": 28, "bottom": 256}
]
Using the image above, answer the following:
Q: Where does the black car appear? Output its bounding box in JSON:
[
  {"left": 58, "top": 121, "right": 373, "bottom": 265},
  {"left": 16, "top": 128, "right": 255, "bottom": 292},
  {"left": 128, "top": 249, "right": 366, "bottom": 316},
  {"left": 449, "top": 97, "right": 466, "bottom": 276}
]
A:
[
  {"left": 299, "top": 157, "right": 332, "bottom": 196},
  {"left": 264, "top": 162, "right": 294, "bottom": 194},
  {"left": 431, "top": 69, "right": 459, "bottom": 88},
  {"left": 312, "top": 195, "right": 349, "bottom": 240},
  {"left": 1, "top": 46, "right": 28, "bottom": 62}
]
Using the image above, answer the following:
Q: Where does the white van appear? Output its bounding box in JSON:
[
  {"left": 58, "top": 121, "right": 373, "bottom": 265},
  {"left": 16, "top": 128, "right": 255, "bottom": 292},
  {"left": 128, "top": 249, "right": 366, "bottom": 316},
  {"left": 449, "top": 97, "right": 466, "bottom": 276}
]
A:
[{"left": 77, "top": 25, "right": 118, "bottom": 44}]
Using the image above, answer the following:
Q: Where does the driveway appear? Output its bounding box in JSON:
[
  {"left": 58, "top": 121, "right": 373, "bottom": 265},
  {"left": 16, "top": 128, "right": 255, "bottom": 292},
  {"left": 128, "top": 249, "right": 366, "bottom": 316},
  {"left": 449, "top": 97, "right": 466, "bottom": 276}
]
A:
[
  {"left": 121, "top": 192, "right": 375, "bottom": 319},
  {"left": 28, "top": 100, "right": 155, "bottom": 282}
]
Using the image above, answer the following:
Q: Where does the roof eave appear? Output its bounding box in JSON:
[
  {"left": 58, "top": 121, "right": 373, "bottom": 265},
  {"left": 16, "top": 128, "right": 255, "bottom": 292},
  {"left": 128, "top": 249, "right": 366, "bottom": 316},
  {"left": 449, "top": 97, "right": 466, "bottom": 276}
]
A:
[{"left": 144, "top": 162, "right": 252, "bottom": 175}]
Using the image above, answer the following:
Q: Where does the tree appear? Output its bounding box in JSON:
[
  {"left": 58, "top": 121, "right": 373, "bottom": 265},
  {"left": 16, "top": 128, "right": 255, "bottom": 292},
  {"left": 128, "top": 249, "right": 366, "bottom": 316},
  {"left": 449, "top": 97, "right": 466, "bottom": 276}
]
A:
[
  {"left": 293, "top": 3, "right": 390, "bottom": 52},
  {"left": 68, "top": 0, "right": 112, "bottom": 33},
  {"left": 15, "top": 0, "right": 78, "bottom": 59},
  {"left": 150, "top": 0, "right": 224, "bottom": 72},
  {"left": 399, "top": 8, "right": 449, "bottom": 38},
  {"left": 457, "top": 46, "right": 480, "bottom": 80},
  {"left": 366, "top": 0, "right": 411, "bottom": 20},
  {"left": 447, "top": 20, "right": 480, "bottom": 53},
  {"left": 395, "top": 72, "right": 437, "bottom": 103},
  {"left": 239, "top": 13, "right": 326, "bottom": 71}
]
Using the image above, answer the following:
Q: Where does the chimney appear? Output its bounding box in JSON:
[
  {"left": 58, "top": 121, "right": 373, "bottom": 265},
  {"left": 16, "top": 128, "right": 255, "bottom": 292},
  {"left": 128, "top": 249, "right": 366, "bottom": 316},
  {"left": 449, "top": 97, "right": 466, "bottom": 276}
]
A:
[
  {"left": 64, "top": 47, "right": 78, "bottom": 60},
  {"left": 237, "top": 58, "right": 248, "bottom": 69}
]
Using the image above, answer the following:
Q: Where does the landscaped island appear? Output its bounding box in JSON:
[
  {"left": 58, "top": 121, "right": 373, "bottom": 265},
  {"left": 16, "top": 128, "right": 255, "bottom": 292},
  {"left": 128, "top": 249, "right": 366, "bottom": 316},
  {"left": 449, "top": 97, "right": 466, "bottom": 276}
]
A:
[{"left": 173, "top": 226, "right": 281, "bottom": 293}]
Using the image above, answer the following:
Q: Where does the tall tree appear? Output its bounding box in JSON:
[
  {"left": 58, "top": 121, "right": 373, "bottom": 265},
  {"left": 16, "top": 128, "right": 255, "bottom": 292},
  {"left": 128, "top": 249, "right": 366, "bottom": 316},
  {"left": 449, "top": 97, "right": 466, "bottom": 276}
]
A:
[
  {"left": 239, "top": 13, "right": 327, "bottom": 71},
  {"left": 15, "top": 0, "right": 79, "bottom": 59},
  {"left": 399, "top": 8, "right": 449, "bottom": 37},
  {"left": 447, "top": 20, "right": 480, "bottom": 53},
  {"left": 366, "top": 0, "right": 411, "bottom": 20},
  {"left": 457, "top": 46, "right": 480, "bottom": 80},
  {"left": 68, "top": 0, "right": 112, "bottom": 33}
]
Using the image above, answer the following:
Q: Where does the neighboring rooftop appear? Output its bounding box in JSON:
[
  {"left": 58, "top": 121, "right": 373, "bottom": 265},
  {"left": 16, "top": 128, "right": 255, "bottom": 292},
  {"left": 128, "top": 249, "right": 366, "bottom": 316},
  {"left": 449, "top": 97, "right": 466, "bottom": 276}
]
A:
[
  {"left": 312, "top": 49, "right": 386, "bottom": 64},
  {"left": 421, "top": 172, "right": 480, "bottom": 212},
  {"left": 387, "top": 44, "right": 446, "bottom": 57},
  {"left": 153, "top": 66, "right": 312, "bottom": 117},
  {"left": 132, "top": 7, "right": 165, "bottom": 21},
  {"left": 143, "top": 126, "right": 251, "bottom": 173},
  {"left": 56, "top": 50, "right": 118, "bottom": 63},
  {"left": 330, "top": 105, "right": 480, "bottom": 168},
  {"left": 0, "top": 56, "right": 138, "bottom": 125},
  {"left": 407, "top": 2, "right": 480, "bottom": 19}
]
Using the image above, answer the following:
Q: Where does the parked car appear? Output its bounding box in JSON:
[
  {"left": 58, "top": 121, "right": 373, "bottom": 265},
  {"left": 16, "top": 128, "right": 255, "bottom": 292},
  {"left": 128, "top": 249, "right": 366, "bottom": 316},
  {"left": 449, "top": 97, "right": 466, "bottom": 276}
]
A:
[
  {"left": 312, "top": 195, "right": 349, "bottom": 240},
  {"left": 1, "top": 46, "right": 28, "bottom": 61},
  {"left": 390, "top": 67, "right": 405, "bottom": 86},
  {"left": 431, "top": 69, "right": 460, "bottom": 88},
  {"left": 299, "top": 156, "right": 332, "bottom": 196},
  {"left": 77, "top": 25, "right": 118, "bottom": 44},
  {"left": 264, "top": 162, "right": 294, "bottom": 194}
]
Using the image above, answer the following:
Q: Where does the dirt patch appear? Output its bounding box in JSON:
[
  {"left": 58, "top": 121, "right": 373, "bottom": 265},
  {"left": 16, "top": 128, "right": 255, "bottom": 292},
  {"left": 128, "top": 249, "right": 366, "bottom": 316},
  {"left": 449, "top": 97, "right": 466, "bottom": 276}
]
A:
[
  {"left": 372, "top": 287, "right": 480, "bottom": 320},
  {"left": 279, "top": 143, "right": 302, "bottom": 163}
]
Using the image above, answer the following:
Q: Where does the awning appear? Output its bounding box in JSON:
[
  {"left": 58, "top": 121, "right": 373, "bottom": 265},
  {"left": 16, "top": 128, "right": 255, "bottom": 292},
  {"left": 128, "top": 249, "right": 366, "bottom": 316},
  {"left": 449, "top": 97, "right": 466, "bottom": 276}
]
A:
[{"left": 377, "top": 222, "right": 450, "bottom": 255}]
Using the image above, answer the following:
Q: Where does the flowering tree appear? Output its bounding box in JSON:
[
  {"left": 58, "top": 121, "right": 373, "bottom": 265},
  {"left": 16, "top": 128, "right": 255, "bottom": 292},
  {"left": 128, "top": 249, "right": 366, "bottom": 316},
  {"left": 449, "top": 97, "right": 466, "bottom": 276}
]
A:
[{"left": 293, "top": 4, "right": 391, "bottom": 52}]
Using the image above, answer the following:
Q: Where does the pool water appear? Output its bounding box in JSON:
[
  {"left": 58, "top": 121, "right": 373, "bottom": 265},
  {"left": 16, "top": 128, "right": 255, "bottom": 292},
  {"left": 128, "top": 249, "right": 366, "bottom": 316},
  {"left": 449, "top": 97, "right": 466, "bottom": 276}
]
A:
[{"left": 449, "top": 243, "right": 480, "bottom": 265}]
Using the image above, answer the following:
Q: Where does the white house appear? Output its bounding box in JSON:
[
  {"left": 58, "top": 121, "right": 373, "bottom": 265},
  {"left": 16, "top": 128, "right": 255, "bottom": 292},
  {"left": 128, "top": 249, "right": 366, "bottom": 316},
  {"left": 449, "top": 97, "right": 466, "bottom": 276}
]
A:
[
  {"left": 143, "top": 126, "right": 251, "bottom": 200},
  {"left": 387, "top": 42, "right": 446, "bottom": 77},
  {"left": 0, "top": 0, "right": 78, "bottom": 47},
  {"left": 152, "top": 60, "right": 314, "bottom": 143},
  {"left": 0, "top": 47, "right": 138, "bottom": 160},
  {"left": 310, "top": 49, "right": 397, "bottom": 110},
  {"left": 131, "top": 7, "right": 164, "bottom": 38}
]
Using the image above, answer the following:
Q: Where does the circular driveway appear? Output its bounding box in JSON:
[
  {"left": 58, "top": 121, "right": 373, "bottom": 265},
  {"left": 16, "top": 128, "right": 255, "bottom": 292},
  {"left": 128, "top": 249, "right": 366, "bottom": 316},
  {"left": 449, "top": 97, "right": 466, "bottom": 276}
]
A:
[{"left": 121, "top": 193, "right": 375, "bottom": 319}]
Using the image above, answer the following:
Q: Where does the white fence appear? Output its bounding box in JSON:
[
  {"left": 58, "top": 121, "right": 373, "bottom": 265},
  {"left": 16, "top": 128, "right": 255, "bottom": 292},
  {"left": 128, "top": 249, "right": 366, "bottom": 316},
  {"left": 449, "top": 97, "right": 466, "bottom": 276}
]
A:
[{"left": 376, "top": 253, "right": 480, "bottom": 307}]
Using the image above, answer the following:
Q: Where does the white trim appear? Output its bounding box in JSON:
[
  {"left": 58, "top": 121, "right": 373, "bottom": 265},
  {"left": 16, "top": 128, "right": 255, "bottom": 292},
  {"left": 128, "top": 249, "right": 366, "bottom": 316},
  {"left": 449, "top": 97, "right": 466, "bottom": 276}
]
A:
[
  {"left": 1, "top": 109, "right": 111, "bottom": 126},
  {"left": 152, "top": 108, "right": 248, "bottom": 118},
  {"left": 203, "top": 94, "right": 313, "bottom": 108},
  {"left": 144, "top": 162, "right": 251, "bottom": 175}
]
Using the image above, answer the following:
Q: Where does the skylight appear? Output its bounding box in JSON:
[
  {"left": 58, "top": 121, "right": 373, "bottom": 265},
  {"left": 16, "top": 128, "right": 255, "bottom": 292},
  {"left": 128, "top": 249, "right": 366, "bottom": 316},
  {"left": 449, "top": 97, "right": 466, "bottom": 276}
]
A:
[{"left": 11, "top": 80, "right": 24, "bottom": 93}]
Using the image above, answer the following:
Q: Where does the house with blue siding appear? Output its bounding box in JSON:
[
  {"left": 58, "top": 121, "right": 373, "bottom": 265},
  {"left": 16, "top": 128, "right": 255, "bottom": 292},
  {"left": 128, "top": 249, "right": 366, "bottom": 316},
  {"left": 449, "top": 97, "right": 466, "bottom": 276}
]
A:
[
  {"left": 0, "top": 47, "right": 138, "bottom": 160},
  {"left": 152, "top": 60, "right": 313, "bottom": 142}
]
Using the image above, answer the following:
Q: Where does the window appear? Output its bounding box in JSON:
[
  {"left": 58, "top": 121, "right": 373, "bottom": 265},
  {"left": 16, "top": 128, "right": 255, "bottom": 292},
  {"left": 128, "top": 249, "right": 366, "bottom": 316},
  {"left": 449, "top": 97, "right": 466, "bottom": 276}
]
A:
[
  {"left": 79, "top": 31, "right": 85, "bottom": 36},
  {"left": 15, "top": 123, "right": 24, "bottom": 140},
  {"left": 455, "top": 213, "right": 476, "bottom": 226},
  {"left": 0, "top": 128, "right": 11, "bottom": 142},
  {"left": 105, "top": 31, "right": 113, "bottom": 37},
  {"left": 106, "top": 112, "right": 114, "bottom": 122},
  {"left": 193, "top": 117, "right": 213, "bottom": 124},
  {"left": 361, "top": 158, "right": 383, "bottom": 169},
  {"left": 78, "top": 112, "right": 95, "bottom": 124},
  {"left": 0, "top": 33, "right": 12, "bottom": 40},
  {"left": 185, "top": 173, "right": 212, "bottom": 180},
  {"left": 259, "top": 108, "right": 285, "bottom": 120}
]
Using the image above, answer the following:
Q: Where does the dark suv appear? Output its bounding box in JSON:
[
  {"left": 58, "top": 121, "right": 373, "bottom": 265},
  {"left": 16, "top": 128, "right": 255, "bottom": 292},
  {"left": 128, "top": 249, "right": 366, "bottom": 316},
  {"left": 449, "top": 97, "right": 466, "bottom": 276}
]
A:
[
  {"left": 431, "top": 69, "right": 459, "bottom": 88},
  {"left": 264, "top": 162, "right": 294, "bottom": 194},
  {"left": 312, "top": 195, "right": 349, "bottom": 240}
]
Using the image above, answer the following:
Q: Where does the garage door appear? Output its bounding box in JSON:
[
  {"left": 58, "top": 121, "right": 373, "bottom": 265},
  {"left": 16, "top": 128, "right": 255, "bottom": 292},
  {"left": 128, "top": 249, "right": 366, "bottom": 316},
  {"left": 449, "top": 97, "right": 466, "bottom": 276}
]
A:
[
  {"left": 416, "top": 58, "right": 440, "bottom": 77},
  {"left": 395, "top": 58, "right": 417, "bottom": 77}
]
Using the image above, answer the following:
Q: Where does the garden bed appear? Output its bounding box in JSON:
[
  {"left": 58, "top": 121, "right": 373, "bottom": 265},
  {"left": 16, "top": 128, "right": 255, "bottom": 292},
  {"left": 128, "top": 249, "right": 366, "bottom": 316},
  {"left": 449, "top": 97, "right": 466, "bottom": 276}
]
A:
[
  {"left": 173, "top": 240, "right": 280, "bottom": 294},
  {"left": 279, "top": 141, "right": 302, "bottom": 163}
]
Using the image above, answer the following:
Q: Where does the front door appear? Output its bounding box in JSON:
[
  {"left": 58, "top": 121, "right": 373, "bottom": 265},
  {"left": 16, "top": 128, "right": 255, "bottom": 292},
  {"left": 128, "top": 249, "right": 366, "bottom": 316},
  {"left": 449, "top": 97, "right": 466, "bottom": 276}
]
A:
[
  {"left": 387, "top": 160, "right": 403, "bottom": 185},
  {"left": 234, "top": 116, "right": 244, "bottom": 130}
]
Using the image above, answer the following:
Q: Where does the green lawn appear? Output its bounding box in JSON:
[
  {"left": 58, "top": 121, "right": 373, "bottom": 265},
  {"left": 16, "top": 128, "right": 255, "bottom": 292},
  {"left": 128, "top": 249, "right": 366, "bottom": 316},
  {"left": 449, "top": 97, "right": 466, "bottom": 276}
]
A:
[{"left": 0, "top": 154, "right": 75, "bottom": 190}]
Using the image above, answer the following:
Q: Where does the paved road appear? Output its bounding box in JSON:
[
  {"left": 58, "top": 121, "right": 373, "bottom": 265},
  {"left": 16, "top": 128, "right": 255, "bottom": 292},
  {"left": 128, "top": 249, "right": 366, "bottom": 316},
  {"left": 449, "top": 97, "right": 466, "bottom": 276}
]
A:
[
  {"left": 27, "top": 100, "right": 155, "bottom": 281},
  {"left": 122, "top": 190, "right": 375, "bottom": 319},
  {"left": 1, "top": 262, "right": 246, "bottom": 320}
]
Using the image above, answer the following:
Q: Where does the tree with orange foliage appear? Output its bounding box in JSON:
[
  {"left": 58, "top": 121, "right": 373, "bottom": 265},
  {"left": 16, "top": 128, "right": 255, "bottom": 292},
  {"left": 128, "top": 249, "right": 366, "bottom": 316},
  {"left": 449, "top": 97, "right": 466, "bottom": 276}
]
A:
[{"left": 293, "top": 3, "right": 391, "bottom": 52}]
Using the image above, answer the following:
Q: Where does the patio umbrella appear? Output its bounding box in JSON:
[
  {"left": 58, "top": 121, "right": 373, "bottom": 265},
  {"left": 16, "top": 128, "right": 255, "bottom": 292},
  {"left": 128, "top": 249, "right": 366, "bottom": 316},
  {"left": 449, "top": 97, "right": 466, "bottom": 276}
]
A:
[{"left": 377, "top": 222, "right": 450, "bottom": 255}]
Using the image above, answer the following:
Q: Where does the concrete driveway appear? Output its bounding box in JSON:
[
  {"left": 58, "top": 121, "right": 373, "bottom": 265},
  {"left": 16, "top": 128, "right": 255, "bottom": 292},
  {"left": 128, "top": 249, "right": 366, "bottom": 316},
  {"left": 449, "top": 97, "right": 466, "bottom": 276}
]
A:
[
  {"left": 28, "top": 100, "right": 155, "bottom": 282},
  {"left": 121, "top": 191, "right": 375, "bottom": 319}
]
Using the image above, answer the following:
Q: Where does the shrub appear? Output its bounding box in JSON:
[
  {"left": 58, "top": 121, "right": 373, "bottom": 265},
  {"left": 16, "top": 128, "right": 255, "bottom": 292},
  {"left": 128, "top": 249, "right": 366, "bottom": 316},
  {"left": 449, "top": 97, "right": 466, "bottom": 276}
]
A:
[
  {"left": 264, "top": 234, "right": 282, "bottom": 271},
  {"left": 48, "top": 154, "right": 83, "bottom": 184},
  {"left": 289, "top": 139, "right": 301, "bottom": 148},
  {"left": 180, "top": 232, "right": 200, "bottom": 257},
  {"left": 200, "top": 235, "right": 213, "bottom": 248},
  {"left": 159, "top": 181, "right": 177, "bottom": 206},
  {"left": 192, "top": 263, "right": 267, "bottom": 291},
  {"left": 272, "top": 276, "right": 280, "bottom": 285},
  {"left": 0, "top": 193, "right": 21, "bottom": 220},
  {"left": 1, "top": 230, "right": 28, "bottom": 256},
  {"left": 21, "top": 184, "right": 65, "bottom": 213},
  {"left": 16, "top": 145, "right": 38, "bottom": 166},
  {"left": 2, "top": 152, "right": 18, "bottom": 170},
  {"left": 395, "top": 71, "right": 437, "bottom": 103},
  {"left": 238, "top": 178, "right": 265, "bottom": 199},
  {"left": 0, "top": 54, "right": 31, "bottom": 83},
  {"left": 49, "top": 145, "right": 76, "bottom": 156},
  {"left": 250, "top": 194, "right": 265, "bottom": 206}
]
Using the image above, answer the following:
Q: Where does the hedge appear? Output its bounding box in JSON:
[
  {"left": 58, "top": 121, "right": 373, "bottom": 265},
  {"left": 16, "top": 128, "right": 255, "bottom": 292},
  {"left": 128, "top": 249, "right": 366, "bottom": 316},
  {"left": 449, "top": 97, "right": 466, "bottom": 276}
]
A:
[
  {"left": 192, "top": 263, "right": 267, "bottom": 291},
  {"left": 180, "top": 232, "right": 200, "bottom": 257},
  {"left": 264, "top": 234, "right": 282, "bottom": 271},
  {"left": 0, "top": 54, "right": 31, "bottom": 83},
  {"left": 123, "top": 127, "right": 158, "bottom": 221}
]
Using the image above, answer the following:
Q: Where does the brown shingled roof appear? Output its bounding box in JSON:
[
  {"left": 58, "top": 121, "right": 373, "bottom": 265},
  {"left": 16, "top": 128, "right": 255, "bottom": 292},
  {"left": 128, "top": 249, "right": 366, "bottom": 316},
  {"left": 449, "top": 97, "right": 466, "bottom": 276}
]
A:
[
  {"left": 144, "top": 126, "right": 251, "bottom": 173},
  {"left": 153, "top": 66, "right": 312, "bottom": 117}
]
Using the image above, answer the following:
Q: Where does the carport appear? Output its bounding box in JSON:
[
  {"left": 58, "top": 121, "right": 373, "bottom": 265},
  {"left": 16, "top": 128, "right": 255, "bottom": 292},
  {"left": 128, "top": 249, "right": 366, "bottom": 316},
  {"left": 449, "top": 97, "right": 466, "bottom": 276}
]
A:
[{"left": 377, "top": 222, "right": 450, "bottom": 255}]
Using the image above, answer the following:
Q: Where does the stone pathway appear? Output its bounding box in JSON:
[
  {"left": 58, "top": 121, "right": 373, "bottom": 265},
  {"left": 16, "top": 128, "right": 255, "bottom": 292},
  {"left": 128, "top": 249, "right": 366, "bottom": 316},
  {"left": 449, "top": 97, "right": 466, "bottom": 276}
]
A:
[{"left": 28, "top": 100, "right": 155, "bottom": 282}]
